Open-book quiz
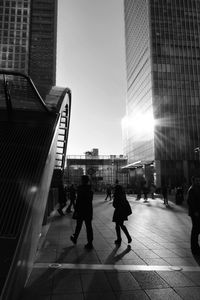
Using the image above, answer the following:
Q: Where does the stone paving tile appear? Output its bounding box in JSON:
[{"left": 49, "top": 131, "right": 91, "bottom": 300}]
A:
[
  {"left": 52, "top": 293, "right": 84, "bottom": 300},
  {"left": 157, "top": 271, "right": 196, "bottom": 287},
  {"left": 21, "top": 292, "right": 51, "bottom": 300},
  {"left": 172, "top": 242, "right": 190, "bottom": 249},
  {"left": 35, "top": 249, "right": 57, "bottom": 262},
  {"left": 106, "top": 271, "right": 141, "bottom": 291},
  {"left": 131, "top": 271, "right": 169, "bottom": 289},
  {"left": 21, "top": 194, "right": 200, "bottom": 299},
  {"left": 174, "top": 287, "right": 200, "bottom": 300},
  {"left": 114, "top": 290, "right": 149, "bottom": 300},
  {"left": 101, "top": 230, "right": 115, "bottom": 238},
  {"left": 99, "top": 257, "right": 124, "bottom": 265},
  {"left": 150, "top": 237, "right": 170, "bottom": 244},
  {"left": 145, "top": 288, "right": 182, "bottom": 300},
  {"left": 81, "top": 271, "right": 112, "bottom": 293},
  {"left": 163, "top": 257, "right": 199, "bottom": 266},
  {"left": 56, "top": 248, "right": 100, "bottom": 264},
  {"left": 74, "top": 256, "right": 101, "bottom": 264},
  {"left": 78, "top": 269, "right": 106, "bottom": 274},
  {"left": 52, "top": 270, "right": 82, "bottom": 294},
  {"left": 41, "top": 241, "right": 58, "bottom": 251},
  {"left": 133, "top": 249, "right": 161, "bottom": 259},
  {"left": 182, "top": 271, "right": 200, "bottom": 286},
  {"left": 147, "top": 244, "right": 168, "bottom": 250},
  {"left": 170, "top": 248, "right": 194, "bottom": 258},
  {"left": 142, "top": 258, "right": 170, "bottom": 265},
  {"left": 24, "top": 268, "right": 54, "bottom": 293},
  {"left": 122, "top": 258, "right": 147, "bottom": 265},
  {"left": 128, "top": 241, "right": 149, "bottom": 250},
  {"left": 139, "top": 241, "right": 162, "bottom": 249},
  {"left": 83, "top": 292, "right": 116, "bottom": 300},
  {"left": 117, "top": 249, "right": 141, "bottom": 259},
  {"left": 97, "top": 249, "right": 129, "bottom": 264},
  {"left": 152, "top": 249, "right": 181, "bottom": 258},
  {"left": 93, "top": 242, "right": 113, "bottom": 251},
  {"left": 95, "top": 250, "right": 114, "bottom": 259},
  {"left": 160, "top": 243, "right": 187, "bottom": 250}
]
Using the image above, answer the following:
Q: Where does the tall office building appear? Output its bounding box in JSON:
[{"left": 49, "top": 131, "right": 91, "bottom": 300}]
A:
[
  {"left": 0, "top": 0, "right": 57, "bottom": 97},
  {"left": 123, "top": 0, "right": 200, "bottom": 187}
]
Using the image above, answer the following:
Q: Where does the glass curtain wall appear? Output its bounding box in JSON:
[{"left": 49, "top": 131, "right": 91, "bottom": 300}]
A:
[{"left": 150, "top": 0, "right": 200, "bottom": 186}]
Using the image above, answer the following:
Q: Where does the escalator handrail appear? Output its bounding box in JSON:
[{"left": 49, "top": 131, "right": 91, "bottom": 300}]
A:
[
  {"left": 0, "top": 70, "right": 52, "bottom": 114},
  {"left": 65, "top": 88, "right": 71, "bottom": 165},
  {"left": 61, "top": 88, "right": 71, "bottom": 170}
]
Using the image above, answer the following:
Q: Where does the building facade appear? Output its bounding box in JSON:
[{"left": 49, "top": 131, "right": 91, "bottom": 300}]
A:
[
  {"left": 123, "top": 0, "right": 200, "bottom": 188},
  {"left": 65, "top": 152, "right": 128, "bottom": 191},
  {"left": 0, "top": 0, "right": 57, "bottom": 97}
]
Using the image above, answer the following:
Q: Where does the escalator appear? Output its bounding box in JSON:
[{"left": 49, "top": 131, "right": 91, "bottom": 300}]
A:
[{"left": 0, "top": 71, "right": 71, "bottom": 300}]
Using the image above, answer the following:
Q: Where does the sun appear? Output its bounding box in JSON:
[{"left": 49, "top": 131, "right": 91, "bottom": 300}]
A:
[{"left": 122, "top": 112, "right": 156, "bottom": 140}]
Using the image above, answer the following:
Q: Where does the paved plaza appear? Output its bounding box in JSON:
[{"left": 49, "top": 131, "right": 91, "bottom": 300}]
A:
[{"left": 21, "top": 194, "right": 200, "bottom": 299}]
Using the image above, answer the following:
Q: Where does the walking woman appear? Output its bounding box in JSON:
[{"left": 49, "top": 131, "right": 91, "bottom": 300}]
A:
[{"left": 112, "top": 180, "right": 132, "bottom": 245}]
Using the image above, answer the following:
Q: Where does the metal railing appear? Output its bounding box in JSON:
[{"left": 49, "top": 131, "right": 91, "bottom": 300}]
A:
[
  {"left": 0, "top": 71, "right": 72, "bottom": 300},
  {"left": 0, "top": 70, "right": 52, "bottom": 114},
  {"left": 67, "top": 154, "right": 127, "bottom": 160}
]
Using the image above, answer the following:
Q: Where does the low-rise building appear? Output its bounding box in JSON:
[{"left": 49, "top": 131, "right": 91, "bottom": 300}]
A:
[{"left": 65, "top": 149, "right": 128, "bottom": 191}]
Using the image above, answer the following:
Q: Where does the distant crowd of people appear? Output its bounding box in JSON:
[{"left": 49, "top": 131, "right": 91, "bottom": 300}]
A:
[{"left": 55, "top": 174, "right": 200, "bottom": 256}]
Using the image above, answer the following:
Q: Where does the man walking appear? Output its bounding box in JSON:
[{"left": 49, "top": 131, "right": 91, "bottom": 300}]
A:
[{"left": 70, "top": 175, "right": 94, "bottom": 250}]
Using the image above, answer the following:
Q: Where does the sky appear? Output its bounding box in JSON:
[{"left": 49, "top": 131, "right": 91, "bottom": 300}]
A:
[{"left": 56, "top": 0, "right": 127, "bottom": 156}]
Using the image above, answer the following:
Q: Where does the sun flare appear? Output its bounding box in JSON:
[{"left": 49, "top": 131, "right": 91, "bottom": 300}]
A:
[{"left": 122, "top": 112, "right": 155, "bottom": 139}]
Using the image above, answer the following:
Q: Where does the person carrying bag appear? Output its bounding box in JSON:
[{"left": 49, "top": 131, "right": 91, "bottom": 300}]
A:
[{"left": 112, "top": 180, "right": 132, "bottom": 245}]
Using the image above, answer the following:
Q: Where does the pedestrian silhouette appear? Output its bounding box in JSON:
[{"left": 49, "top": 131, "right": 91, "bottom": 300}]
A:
[
  {"left": 70, "top": 175, "right": 94, "bottom": 250},
  {"left": 150, "top": 183, "right": 156, "bottom": 199},
  {"left": 105, "top": 184, "right": 112, "bottom": 201},
  {"left": 187, "top": 176, "right": 200, "bottom": 255},
  {"left": 175, "top": 186, "right": 184, "bottom": 205},
  {"left": 66, "top": 183, "right": 76, "bottom": 213},
  {"left": 142, "top": 180, "right": 149, "bottom": 202},
  {"left": 112, "top": 180, "right": 132, "bottom": 245},
  {"left": 161, "top": 183, "right": 169, "bottom": 206},
  {"left": 55, "top": 169, "right": 66, "bottom": 216}
]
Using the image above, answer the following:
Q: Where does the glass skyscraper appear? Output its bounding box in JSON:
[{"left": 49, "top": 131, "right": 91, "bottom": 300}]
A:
[
  {"left": 0, "top": 0, "right": 57, "bottom": 97},
  {"left": 123, "top": 0, "right": 200, "bottom": 187}
]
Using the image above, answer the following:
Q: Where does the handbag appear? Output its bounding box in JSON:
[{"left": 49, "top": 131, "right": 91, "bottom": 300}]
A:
[{"left": 124, "top": 199, "right": 132, "bottom": 216}]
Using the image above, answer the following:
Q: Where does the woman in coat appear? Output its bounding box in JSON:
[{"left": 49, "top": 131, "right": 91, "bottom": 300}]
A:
[{"left": 112, "top": 180, "right": 132, "bottom": 245}]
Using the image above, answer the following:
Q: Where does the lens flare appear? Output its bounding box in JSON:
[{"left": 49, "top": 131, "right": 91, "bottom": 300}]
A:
[{"left": 122, "top": 112, "right": 156, "bottom": 140}]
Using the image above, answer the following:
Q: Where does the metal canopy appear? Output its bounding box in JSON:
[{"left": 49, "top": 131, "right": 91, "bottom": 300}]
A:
[{"left": 122, "top": 160, "right": 154, "bottom": 169}]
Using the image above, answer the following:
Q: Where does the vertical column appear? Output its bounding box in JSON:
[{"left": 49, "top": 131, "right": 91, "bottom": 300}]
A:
[
  {"left": 154, "top": 160, "right": 161, "bottom": 187},
  {"left": 183, "top": 160, "right": 189, "bottom": 185}
]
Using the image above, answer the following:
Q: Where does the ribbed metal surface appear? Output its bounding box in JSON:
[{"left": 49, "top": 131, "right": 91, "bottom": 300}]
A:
[
  {"left": 0, "top": 73, "right": 49, "bottom": 112},
  {"left": 0, "top": 115, "right": 56, "bottom": 238},
  {"left": 55, "top": 108, "right": 68, "bottom": 169}
]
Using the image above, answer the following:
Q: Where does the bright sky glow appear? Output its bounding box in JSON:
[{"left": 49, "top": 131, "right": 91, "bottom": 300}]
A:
[{"left": 56, "top": 0, "right": 127, "bottom": 155}]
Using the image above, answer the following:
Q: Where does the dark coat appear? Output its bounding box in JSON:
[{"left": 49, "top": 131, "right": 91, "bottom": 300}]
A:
[
  {"left": 74, "top": 184, "right": 93, "bottom": 220},
  {"left": 69, "top": 185, "right": 76, "bottom": 200},
  {"left": 112, "top": 184, "right": 130, "bottom": 222},
  {"left": 161, "top": 185, "right": 168, "bottom": 197},
  {"left": 187, "top": 185, "right": 200, "bottom": 217}
]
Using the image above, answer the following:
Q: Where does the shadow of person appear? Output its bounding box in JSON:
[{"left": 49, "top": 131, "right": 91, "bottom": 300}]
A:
[
  {"left": 192, "top": 253, "right": 200, "bottom": 265},
  {"left": 113, "top": 245, "right": 132, "bottom": 263},
  {"left": 20, "top": 243, "right": 95, "bottom": 299},
  {"left": 82, "top": 245, "right": 133, "bottom": 300},
  {"left": 105, "top": 245, "right": 131, "bottom": 264}
]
